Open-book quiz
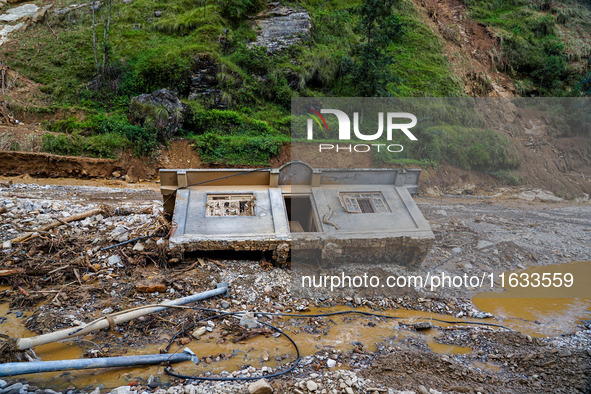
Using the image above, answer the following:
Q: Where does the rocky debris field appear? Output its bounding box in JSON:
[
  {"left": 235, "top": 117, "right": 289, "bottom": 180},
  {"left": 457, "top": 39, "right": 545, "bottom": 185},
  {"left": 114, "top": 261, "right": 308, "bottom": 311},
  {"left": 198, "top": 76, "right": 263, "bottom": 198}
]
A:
[
  {"left": 0, "top": 181, "right": 589, "bottom": 393},
  {"left": 414, "top": 194, "right": 591, "bottom": 299}
]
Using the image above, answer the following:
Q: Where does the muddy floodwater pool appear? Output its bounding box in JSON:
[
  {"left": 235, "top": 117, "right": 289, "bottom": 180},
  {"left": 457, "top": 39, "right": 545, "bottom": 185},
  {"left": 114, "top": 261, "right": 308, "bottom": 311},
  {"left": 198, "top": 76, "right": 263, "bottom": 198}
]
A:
[{"left": 1, "top": 287, "right": 590, "bottom": 390}]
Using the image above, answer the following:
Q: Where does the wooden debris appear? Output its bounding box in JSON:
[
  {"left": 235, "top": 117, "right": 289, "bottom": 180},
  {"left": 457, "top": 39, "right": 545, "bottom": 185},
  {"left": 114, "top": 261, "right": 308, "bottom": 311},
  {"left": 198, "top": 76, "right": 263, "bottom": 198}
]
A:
[{"left": 10, "top": 208, "right": 104, "bottom": 244}]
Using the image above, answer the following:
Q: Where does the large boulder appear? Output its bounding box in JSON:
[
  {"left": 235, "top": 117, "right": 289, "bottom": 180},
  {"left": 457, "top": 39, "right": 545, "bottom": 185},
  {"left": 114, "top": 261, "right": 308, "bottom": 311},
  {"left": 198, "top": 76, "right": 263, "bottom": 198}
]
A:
[{"left": 129, "top": 88, "right": 188, "bottom": 140}]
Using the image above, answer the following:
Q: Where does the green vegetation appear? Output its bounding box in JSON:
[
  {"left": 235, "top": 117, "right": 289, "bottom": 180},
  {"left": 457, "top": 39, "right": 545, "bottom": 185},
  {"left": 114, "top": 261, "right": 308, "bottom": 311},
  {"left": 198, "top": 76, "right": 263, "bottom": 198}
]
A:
[
  {"left": 579, "top": 70, "right": 591, "bottom": 96},
  {"left": 41, "top": 132, "right": 129, "bottom": 158},
  {"left": 42, "top": 113, "right": 158, "bottom": 157},
  {"left": 3, "top": 0, "right": 588, "bottom": 168},
  {"left": 464, "top": 0, "right": 591, "bottom": 96}
]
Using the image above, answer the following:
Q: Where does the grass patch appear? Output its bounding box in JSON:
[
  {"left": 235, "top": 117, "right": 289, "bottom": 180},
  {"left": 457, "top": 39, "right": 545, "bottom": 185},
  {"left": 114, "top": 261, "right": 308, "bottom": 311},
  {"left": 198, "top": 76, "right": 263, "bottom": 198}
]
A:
[
  {"left": 41, "top": 132, "right": 130, "bottom": 158},
  {"left": 189, "top": 133, "right": 287, "bottom": 165}
]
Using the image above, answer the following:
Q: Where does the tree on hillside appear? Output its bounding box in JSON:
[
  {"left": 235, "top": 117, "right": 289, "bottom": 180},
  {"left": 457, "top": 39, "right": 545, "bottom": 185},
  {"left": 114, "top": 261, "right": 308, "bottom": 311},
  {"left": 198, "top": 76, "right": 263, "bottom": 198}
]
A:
[
  {"left": 347, "top": 0, "right": 405, "bottom": 96},
  {"left": 91, "top": 0, "right": 113, "bottom": 78},
  {"left": 579, "top": 74, "right": 591, "bottom": 96}
]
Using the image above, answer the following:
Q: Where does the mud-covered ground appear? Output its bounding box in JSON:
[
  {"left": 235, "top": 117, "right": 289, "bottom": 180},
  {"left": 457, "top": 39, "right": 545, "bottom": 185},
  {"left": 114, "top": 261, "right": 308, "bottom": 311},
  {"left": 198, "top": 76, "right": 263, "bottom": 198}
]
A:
[{"left": 0, "top": 180, "right": 590, "bottom": 393}]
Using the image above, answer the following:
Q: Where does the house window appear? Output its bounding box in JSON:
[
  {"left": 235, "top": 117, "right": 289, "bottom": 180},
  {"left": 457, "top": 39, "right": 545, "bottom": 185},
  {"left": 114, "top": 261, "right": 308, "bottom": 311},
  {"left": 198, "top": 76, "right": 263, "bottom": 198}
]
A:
[
  {"left": 339, "top": 192, "right": 390, "bottom": 213},
  {"left": 206, "top": 194, "right": 255, "bottom": 217}
]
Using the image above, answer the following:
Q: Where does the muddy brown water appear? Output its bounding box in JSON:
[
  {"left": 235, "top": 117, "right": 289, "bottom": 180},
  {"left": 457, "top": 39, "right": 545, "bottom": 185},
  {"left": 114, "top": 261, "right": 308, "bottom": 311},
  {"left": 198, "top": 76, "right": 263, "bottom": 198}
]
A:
[
  {"left": 0, "top": 262, "right": 589, "bottom": 390},
  {"left": 472, "top": 260, "right": 591, "bottom": 337}
]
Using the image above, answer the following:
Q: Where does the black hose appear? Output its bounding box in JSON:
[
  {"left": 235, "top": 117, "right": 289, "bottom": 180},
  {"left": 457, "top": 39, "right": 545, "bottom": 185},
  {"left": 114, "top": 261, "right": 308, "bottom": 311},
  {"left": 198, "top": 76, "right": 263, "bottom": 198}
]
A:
[
  {"left": 162, "top": 306, "right": 511, "bottom": 382},
  {"left": 163, "top": 310, "right": 301, "bottom": 381}
]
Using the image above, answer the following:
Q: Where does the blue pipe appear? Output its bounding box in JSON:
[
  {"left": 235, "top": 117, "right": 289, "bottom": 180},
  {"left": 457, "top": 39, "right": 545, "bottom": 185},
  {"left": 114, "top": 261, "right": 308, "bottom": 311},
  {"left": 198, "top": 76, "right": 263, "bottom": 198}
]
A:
[{"left": 0, "top": 348, "right": 197, "bottom": 377}]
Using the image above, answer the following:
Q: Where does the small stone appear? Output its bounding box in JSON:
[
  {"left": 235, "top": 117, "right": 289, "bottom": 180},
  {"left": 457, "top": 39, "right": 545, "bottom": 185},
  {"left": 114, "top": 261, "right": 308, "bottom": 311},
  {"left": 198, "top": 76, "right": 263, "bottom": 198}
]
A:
[
  {"left": 0, "top": 383, "right": 21, "bottom": 394},
  {"left": 413, "top": 321, "right": 432, "bottom": 330},
  {"left": 132, "top": 242, "right": 145, "bottom": 252},
  {"left": 451, "top": 247, "right": 462, "bottom": 254},
  {"left": 112, "top": 171, "right": 121, "bottom": 178},
  {"left": 248, "top": 379, "right": 273, "bottom": 394},
  {"left": 89, "top": 388, "right": 100, "bottom": 394},
  {"left": 221, "top": 301, "right": 231, "bottom": 309},
  {"left": 154, "top": 10, "right": 161, "bottom": 17},
  {"left": 477, "top": 240, "right": 493, "bottom": 250},
  {"left": 306, "top": 381, "right": 318, "bottom": 391},
  {"left": 2, "top": 241, "right": 11, "bottom": 249},
  {"left": 110, "top": 387, "right": 130, "bottom": 394},
  {"left": 192, "top": 327, "right": 207, "bottom": 337},
  {"left": 240, "top": 312, "right": 260, "bottom": 329},
  {"left": 327, "top": 359, "right": 336, "bottom": 368},
  {"left": 418, "top": 385, "right": 429, "bottom": 394},
  {"left": 107, "top": 255, "right": 122, "bottom": 267}
]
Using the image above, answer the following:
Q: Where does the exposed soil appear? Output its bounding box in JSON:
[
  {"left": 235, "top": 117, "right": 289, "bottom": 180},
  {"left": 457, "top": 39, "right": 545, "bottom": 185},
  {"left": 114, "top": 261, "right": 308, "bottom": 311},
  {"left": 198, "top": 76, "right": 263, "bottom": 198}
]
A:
[
  {"left": 363, "top": 330, "right": 591, "bottom": 393},
  {"left": 413, "top": 0, "right": 515, "bottom": 97}
]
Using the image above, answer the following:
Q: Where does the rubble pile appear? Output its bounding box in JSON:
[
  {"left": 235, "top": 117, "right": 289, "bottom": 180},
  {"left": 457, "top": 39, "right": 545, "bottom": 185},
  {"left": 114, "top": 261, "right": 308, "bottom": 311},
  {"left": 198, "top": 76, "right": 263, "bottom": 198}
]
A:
[{"left": 0, "top": 182, "right": 589, "bottom": 393}]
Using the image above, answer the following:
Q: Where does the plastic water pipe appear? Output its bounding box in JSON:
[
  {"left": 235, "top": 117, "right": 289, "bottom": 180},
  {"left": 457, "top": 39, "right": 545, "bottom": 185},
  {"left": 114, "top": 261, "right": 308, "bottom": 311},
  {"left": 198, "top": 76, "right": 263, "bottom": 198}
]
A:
[
  {"left": 0, "top": 348, "right": 197, "bottom": 377},
  {"left": 16, "top": 283, "right": 229, "bottom": 350}
]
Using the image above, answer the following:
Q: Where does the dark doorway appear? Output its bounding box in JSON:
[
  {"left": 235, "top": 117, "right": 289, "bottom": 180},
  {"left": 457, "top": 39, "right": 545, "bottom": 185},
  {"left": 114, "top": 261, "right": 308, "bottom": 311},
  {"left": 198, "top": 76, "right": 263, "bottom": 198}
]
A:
[{"left": 284, "top": 196, "right": 318, "bottom": 232}]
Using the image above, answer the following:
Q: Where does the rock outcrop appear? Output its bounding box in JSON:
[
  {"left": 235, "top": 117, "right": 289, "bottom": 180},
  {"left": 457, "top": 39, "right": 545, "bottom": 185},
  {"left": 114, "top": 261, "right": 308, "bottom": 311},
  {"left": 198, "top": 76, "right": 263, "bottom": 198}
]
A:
[
  {"left": 0, "top": 3, "right": 51, "bottom": 45},
  {"left": 188, "top": 54, "right": 220, "bottom": 100},
  {"left": 250, "top": 3, "right": 311, "bottom": 53},
  {"left": 129, "top": 89, "right": 188, "bottom": 140}
]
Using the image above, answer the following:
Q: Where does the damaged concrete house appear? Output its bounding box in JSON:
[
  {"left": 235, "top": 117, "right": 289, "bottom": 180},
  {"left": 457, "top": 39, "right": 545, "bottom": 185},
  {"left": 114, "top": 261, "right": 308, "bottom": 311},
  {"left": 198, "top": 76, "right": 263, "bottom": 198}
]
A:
[{"left": 160, "top": 161, "right": 434, "bottom": 267}]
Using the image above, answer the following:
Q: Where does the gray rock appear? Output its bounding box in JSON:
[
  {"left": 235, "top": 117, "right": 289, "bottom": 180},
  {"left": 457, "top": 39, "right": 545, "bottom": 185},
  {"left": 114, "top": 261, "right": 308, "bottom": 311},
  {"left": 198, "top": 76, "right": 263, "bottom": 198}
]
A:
[
  {"left": 476, "top": 240, "right": 493, "bottom": 250},
  {"left": 250, "top": 4, "right": 311, "bottom": 52},
  {"left": 0, "top": 4, "right": 38, "bottom": 22},
  {"left": 413, "top": 321, "right": 433, "bottom": 330},
  {"left": 107, "top": 255, "right": 122, "bottom": 267},
  {"left": 0, "top": 382, "right": 5, "bottom": 389},
  {"left": 471, "top": 311, "right": 493, "bottom": 319},
  {"left": 239, "top": 312, "right": 260, "bottom": 329},
  {"left": 220, "top": 300, "right": 231, "bottom": 309},
  {"left": 129, "top": 89, "right": 189, "bottom": 140},
  {"left": 109, "top": 386, "right": 130, "bottom": 394},
  {"left": 451, "top": 247, "right": 462, "bottom": 254},
  {"left": 2, "top": 241, "right": 11, "bottom": 249},
  {"left": 154, "top": 10, "right": 161, "bottom": 17},
  {"left": 0, "top": 383, "right": 23, "bottom": 394}
]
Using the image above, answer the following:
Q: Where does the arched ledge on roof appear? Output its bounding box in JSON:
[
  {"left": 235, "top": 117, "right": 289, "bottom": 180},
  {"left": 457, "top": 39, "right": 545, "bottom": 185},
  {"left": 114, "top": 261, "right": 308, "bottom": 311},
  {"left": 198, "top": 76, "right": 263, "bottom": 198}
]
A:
[{"left": 274, "top": 160, "right": 318, "bottom": 185}]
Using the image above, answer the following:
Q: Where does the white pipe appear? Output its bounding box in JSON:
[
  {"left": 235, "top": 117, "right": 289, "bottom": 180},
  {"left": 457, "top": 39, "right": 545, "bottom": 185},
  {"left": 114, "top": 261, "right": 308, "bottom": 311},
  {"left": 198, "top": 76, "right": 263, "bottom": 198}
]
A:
[{"left": 16, "top": 283, "right": 228, "bottom": 351}]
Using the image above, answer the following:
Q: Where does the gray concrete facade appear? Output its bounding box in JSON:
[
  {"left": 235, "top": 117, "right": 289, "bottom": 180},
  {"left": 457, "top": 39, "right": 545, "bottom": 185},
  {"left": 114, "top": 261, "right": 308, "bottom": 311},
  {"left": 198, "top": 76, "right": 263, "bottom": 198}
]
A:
[{"left": 161, "top": 161, "right": 434, "bottom": 267}]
